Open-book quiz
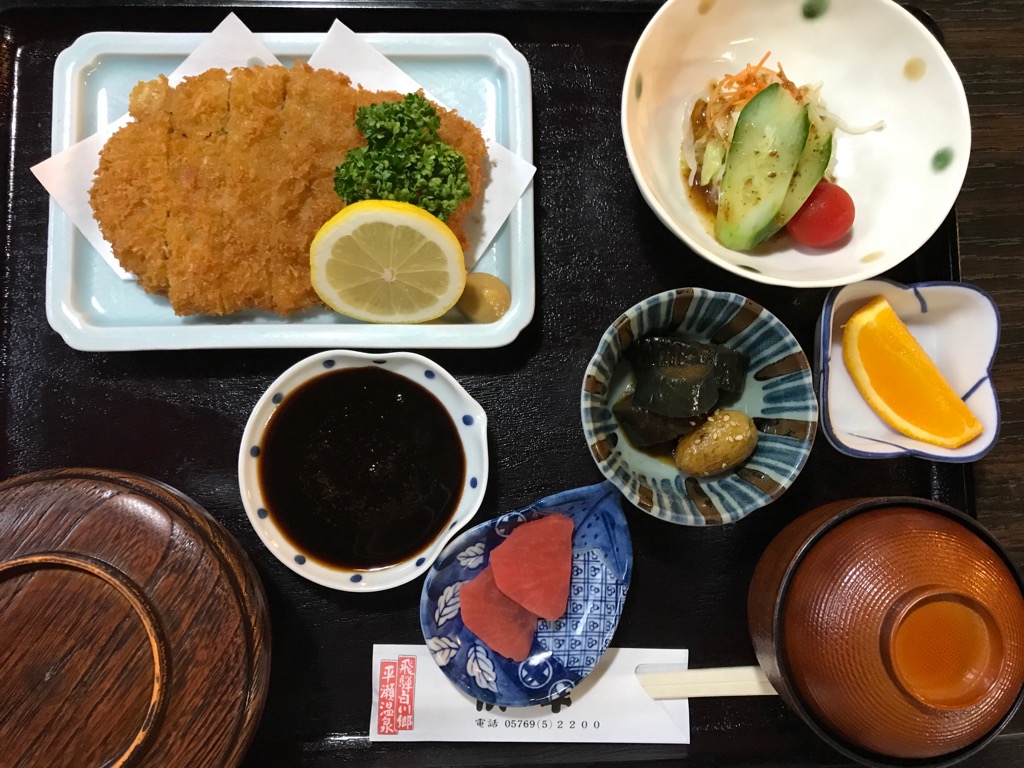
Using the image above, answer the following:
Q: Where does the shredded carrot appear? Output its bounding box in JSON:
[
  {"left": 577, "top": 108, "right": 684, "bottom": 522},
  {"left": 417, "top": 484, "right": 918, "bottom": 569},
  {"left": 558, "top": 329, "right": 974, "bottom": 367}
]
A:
[{"left": 705, "top": 52, "right": 803, "bottom": 138}]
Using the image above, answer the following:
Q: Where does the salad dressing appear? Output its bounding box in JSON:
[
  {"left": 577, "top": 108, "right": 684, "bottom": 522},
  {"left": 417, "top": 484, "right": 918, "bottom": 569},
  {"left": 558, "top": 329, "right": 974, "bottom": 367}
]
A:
[
  {"left": 682, "top": 97, "right": 719, "bottom": 232},
  {"left": 684, "top": 182, "right": 717, "bottom": 235}
]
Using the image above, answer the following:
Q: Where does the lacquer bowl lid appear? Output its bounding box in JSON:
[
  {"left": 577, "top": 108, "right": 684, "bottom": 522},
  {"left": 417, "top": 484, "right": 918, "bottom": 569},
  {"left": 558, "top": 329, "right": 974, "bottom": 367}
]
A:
[
  {"left": 0, "top": 468, "right": 270, "bottom": 767},
  {"left": 781, "top": 503, "right": 1024, "bottom": 761}
]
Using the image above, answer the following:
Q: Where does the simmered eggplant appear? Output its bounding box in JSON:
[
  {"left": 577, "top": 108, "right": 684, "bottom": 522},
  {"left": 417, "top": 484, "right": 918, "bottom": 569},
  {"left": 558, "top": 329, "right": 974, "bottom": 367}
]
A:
[
  {"left": 617, "top": 333, "right": 759, "bottom": 476},
  {"left": 630, "top": 336, "right": 748, "bottom": 393},
  {"left": 632, "top": 361, "right": 718, "bottom": 418},
  {"left": 613, "top": 392, "right": 698, "bottom": 447}
]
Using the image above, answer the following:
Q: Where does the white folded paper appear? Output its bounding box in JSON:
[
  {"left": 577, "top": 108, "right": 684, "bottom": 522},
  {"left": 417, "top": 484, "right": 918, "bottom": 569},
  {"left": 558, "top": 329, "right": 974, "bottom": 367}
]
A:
[{"left": 370, "top": 645, "right": 691, "bottom": 744}]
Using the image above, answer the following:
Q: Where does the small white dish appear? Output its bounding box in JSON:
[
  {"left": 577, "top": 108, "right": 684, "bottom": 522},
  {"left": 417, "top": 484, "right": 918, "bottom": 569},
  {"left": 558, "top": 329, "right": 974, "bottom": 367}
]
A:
[
  {"left": 817, "top": 279, "right": 1000, "bottom": 462},
  {"left": 622, "top": 0, "right": 970, "bottom": 288},
  {"left": 238, "top": 350, "right": 488, "bottom": 591}
]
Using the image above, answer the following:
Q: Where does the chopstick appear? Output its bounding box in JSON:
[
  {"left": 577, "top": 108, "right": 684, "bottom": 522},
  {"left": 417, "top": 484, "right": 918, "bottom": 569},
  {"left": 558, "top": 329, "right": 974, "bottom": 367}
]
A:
[{"left": 635, "top": 664, "right": 777, "bottom": 700}]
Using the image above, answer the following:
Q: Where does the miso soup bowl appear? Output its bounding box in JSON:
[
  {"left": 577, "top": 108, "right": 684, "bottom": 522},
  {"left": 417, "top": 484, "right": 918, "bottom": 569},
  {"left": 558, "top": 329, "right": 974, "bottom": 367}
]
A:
[
  {"left": 238, "top": 350, "right": 488, "bottom": 592},
  {"left": 749, "top": 497, "right": 1024, "bottom": 766}
]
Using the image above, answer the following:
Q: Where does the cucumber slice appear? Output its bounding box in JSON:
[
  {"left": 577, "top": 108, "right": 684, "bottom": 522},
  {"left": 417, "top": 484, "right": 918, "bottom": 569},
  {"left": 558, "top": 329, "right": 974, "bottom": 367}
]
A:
[
  {"left": 714, "top": 83, "right": 809, "bottom": 250},
  {"left": 764, "top": 119, "right": 834, "bottom": 239},
  {"left": 700, "top": 139, "right": 727, "bottom": 187}
]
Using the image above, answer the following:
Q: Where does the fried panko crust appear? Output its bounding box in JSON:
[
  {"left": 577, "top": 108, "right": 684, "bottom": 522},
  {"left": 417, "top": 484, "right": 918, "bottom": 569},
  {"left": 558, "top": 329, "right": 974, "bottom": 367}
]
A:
[{"left": 88, "top": 62, "right": 487, "bottom": 317}]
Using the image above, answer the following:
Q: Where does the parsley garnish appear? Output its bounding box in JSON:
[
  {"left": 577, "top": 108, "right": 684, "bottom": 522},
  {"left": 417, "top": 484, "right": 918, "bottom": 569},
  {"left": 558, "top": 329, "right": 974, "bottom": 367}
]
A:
[{"left": 333, "top": 93, "right": 471, "bottom": 222}]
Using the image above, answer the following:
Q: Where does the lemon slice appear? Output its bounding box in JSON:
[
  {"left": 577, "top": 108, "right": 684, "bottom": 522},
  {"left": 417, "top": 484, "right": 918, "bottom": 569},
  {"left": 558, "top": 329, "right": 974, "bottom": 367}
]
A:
[
  {"left": 310, "top": 200, "right": 466, "bottom": 324},
  {"left": 842, "top": 296, "right": 983, "bottom": 449}
]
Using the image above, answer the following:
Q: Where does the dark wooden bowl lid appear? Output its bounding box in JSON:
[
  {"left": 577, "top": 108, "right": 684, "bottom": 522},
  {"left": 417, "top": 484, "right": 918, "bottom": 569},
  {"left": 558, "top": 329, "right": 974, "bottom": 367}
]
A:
[{"left": 0, "top": 468, "right": 271, "bottom": 767}]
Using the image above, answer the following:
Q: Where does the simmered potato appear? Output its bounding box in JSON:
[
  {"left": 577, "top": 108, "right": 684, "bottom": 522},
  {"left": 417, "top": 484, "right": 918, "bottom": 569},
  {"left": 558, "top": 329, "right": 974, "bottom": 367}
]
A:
[{"left": 674, "top": 409, "right": 758, "bottom": 477}]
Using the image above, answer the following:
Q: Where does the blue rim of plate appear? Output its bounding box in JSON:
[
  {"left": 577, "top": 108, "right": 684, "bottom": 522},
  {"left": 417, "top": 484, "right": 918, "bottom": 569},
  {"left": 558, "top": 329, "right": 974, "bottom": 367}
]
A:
[
  {"left": 419, "top": 481, "right": 632, "bottom": 708},
  {"left": 581, "top": 288, "right": 818, "bottom": 526},
  {"left": 817, "top": 277, "right": 1001, "bottom": 463}
]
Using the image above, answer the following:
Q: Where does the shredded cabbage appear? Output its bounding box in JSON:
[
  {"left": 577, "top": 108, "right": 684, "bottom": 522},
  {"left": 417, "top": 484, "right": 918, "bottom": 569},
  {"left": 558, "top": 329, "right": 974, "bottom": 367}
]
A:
[{"left": 680, "top": 55, "right": 883, "bottom": 198}]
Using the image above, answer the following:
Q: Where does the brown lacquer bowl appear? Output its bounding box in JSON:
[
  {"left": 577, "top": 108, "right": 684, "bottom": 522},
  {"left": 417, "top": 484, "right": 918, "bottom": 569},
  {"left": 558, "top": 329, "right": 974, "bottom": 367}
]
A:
[{"left": 749, "top": 497, "right": 1024, "bottom": 767}]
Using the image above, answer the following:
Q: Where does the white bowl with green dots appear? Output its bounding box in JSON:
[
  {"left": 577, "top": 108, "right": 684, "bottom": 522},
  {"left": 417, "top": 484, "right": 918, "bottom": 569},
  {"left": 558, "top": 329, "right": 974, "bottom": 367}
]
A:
[{"left": 621, "top": 0, "right": 970, "bottom": 288}]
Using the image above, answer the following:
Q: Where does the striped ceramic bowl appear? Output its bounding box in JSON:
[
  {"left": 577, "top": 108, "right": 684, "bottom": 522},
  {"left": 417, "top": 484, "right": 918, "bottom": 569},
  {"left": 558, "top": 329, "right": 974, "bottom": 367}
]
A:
[{"left": 581, "top": 288, "right": 818, "bottom": 526}]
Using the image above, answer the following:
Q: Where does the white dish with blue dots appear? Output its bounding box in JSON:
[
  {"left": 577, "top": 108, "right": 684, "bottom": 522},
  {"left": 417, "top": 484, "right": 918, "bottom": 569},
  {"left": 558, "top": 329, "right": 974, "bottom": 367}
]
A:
[
  {"left": 420, "top": 482, "right": 632, "bottom": 707},
  {"left": 238, "top": 350, "right": 488, "bottom": 591}
]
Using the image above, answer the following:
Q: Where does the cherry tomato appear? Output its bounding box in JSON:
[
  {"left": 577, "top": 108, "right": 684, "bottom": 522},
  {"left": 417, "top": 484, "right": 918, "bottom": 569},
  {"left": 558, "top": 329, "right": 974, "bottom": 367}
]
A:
[{"left": 785, "top": 180, "right": 855, "bottom": 247}]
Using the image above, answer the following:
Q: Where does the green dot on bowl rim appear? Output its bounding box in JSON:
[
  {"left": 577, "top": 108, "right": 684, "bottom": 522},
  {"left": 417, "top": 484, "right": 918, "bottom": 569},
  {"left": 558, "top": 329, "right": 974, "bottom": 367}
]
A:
[
  {"left": 932, "top": 148, "right": 954, "bottom": 171},
  {"left": 802, "top": 0, "right": 830, "bottom": 19}
]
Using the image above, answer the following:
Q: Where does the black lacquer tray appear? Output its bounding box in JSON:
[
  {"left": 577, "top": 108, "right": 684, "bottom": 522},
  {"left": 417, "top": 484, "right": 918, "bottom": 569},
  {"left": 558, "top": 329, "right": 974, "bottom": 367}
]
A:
[{"left": 0, "top": 3, "right": 995, "bottom": 767}]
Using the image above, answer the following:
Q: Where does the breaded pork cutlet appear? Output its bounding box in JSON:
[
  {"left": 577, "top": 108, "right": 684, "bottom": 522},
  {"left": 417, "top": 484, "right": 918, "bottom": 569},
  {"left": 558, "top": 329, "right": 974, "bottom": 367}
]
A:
[
  {"left": 89, "top": 75, "right": 175, "bottom": 293},
  {"left": 89, "top": 61, "right": 487, "bottom": 317}
]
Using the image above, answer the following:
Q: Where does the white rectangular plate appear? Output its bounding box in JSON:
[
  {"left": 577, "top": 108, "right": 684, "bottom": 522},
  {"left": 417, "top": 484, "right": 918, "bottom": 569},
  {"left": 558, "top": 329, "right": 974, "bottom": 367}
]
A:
[{"left": 44, "top": 31, "right": 535, "bottom": 351}]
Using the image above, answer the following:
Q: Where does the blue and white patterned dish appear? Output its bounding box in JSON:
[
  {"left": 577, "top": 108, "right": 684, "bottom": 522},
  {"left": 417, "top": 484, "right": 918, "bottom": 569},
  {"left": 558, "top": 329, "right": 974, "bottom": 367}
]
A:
[
  {"left": 582, "top": 288, "right": 818, "bottom": 526},
  {"left": 817, "top": 278, "right": 1000, "bottom": 462},
  {"left": 420, "top": 482, "right": 631, "bottom": 707},
  {"left": 238, "top": 350, "right": 488, "bottom": 592}
]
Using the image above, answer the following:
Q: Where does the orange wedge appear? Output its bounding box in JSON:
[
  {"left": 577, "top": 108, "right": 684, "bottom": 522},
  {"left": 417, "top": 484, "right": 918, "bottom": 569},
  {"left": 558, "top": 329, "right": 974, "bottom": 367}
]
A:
[{"left": 842, "top": 296, "right": 983, "bottom": 449}]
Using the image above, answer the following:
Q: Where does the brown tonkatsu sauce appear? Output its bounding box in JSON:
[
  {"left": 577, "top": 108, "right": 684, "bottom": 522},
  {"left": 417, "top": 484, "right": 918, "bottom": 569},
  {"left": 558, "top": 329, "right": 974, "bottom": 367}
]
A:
[{"left": 258, "top": 366, "right": 465, "bottom": 569}]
